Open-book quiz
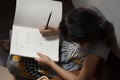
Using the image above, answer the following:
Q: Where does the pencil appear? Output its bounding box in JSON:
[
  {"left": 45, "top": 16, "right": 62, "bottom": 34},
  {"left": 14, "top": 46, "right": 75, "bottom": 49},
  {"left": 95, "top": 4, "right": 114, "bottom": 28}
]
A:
[{"left": 45, "top": 11, "right": 52, "bottom": 29}]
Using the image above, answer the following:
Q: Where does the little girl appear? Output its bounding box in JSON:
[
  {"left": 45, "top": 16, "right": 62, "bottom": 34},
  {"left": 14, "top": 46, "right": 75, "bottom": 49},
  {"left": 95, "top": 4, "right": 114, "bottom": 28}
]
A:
[{"left": 36, "top": 7, "right": 117, "bottom": 80}]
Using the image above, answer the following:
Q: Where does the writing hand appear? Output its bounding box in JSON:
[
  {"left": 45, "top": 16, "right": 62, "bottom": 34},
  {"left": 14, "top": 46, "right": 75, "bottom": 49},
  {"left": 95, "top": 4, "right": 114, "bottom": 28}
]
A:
[{"left": 39, "top": 26, "right": 59, "bottom": 36}]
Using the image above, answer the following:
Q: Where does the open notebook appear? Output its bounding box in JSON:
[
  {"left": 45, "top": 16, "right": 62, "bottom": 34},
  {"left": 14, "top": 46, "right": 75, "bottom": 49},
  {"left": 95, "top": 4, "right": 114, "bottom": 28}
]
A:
[{"left": 10, "top": 0, "right": 62, "bottom": 61}]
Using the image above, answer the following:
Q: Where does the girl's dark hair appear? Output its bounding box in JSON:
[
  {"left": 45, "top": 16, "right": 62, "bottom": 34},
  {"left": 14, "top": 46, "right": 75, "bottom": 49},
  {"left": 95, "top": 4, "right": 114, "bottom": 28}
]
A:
[{"left": 59, "top": 7, "right": 115, "bottom": 46}]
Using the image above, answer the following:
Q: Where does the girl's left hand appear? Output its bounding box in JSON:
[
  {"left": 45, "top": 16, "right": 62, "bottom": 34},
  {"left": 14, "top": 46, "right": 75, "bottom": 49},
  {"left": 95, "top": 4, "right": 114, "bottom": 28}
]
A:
[{"left": 34, "top": 52, "right": 52, "bottom": 66}]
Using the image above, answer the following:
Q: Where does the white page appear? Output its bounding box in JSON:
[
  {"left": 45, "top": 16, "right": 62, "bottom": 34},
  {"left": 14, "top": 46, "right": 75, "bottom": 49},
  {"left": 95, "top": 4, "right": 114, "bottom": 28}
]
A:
[
  {"left": 14, "top": 0, "right": 62, "bottom": 28},
  {"left": 10, "top": 25, "right": 59, "bottom": 61},
  {"left": 10, "top": 0, "right": 62, "bottom": 61}
]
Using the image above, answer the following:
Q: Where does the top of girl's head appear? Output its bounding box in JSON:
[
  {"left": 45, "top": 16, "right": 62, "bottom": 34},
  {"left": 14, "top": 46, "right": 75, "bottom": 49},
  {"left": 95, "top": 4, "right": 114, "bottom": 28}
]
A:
[
  {"left": 59, "top": 7, "right": 114, "bottom": 43},
  {"left": 64, "top": 8, "right": 103, "bottom": 37}
]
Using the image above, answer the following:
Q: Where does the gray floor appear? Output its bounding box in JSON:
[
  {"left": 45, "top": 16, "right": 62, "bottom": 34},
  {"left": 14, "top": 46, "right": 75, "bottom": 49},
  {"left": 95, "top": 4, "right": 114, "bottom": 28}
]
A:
[{"left": 0, "top": 66, "right": 15, "bottom": 80}]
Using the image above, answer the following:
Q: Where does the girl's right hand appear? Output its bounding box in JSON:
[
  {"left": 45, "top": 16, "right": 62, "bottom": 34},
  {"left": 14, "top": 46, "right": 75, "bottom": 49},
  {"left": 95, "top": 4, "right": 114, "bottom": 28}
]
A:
[{"left": 39, "top": 26, "right": 59, "bottom": 36}]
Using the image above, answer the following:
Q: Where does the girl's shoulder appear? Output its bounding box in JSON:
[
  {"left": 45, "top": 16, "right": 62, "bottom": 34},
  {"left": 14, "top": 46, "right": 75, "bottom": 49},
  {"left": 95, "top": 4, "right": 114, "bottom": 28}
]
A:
[{"left": 85, "top": 42, "right": 111, "bottom": 61}]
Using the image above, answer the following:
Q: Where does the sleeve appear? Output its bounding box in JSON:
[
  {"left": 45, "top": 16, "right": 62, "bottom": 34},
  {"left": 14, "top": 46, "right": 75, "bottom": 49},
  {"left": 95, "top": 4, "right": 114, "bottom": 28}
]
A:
[{"left": 84, "top": 43, "right": 110, "bottom": 61}]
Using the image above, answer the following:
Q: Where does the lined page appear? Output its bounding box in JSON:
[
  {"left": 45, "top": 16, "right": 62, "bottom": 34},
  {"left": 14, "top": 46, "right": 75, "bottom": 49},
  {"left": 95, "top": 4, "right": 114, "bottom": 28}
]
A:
[{"left": 10, "top": 25, "right": 59, "bottom": 61}]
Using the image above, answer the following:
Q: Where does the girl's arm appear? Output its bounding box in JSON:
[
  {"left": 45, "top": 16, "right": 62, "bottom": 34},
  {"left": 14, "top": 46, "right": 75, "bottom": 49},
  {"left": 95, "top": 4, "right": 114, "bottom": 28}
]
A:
[
  {"left": 35, "top": 53, "right": 77, "bottom": 80},
  {"left": 77, "top": 54, "right": 101, "bottom": 80},
  {"left": 35, "top": 53, "right": 101, "bottom": 80}
]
